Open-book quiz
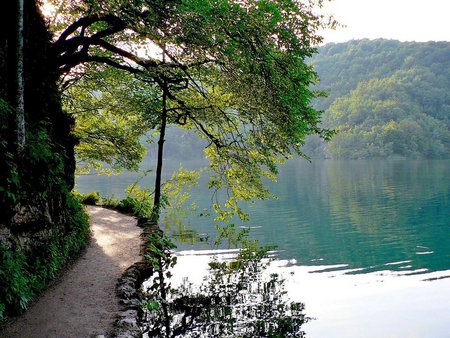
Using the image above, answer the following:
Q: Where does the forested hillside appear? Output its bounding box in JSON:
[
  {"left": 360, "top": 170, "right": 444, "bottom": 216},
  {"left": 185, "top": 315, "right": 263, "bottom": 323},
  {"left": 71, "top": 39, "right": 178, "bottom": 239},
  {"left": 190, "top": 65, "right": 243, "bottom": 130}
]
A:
[{"left": 305, "top": 39, "right": 450, "bottom": 159}]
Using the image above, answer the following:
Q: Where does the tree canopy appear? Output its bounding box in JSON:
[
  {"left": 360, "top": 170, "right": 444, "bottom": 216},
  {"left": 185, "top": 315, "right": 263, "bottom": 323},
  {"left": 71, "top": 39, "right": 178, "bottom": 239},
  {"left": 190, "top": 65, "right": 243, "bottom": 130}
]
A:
[{"left": 42, "top": 0, "right": 334, "bottom": 219}]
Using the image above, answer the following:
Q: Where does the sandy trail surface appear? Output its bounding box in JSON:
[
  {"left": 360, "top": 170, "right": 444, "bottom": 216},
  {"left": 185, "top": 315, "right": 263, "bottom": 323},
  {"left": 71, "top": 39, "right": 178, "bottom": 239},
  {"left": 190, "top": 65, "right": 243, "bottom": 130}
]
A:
[{"left": 1, "top": 206, "right": 141, "bottom": 338}]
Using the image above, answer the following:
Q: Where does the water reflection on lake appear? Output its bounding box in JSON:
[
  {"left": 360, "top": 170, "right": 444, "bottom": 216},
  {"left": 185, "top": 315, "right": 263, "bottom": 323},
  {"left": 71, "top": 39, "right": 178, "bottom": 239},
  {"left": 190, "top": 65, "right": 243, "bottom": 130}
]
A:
[
  {"left": 142, "top": 247, "right": 307, "bottom": 337},
  {"left": 77, "top": 159, "right": 450, "bottom": 337},
  {"left": 240, "top": 159, "right": 450, "bottom": 275},
  {"left": 173, "top": 250, "right": 450, "bottom": 338}
]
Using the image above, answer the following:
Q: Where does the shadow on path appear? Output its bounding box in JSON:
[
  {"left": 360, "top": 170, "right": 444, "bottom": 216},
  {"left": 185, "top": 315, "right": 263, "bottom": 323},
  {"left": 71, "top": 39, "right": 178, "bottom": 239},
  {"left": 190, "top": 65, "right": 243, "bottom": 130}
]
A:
[{"left": 1, "top": 206, "right": 141, "bottom": 338}]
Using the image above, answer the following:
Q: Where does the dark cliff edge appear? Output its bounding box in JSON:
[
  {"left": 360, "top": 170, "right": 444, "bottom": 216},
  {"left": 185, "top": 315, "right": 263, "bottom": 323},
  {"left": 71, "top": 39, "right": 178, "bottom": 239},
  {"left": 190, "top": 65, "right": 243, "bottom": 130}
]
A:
[{"left": 0, "top": 0, "right": 88, "bottom": 322}]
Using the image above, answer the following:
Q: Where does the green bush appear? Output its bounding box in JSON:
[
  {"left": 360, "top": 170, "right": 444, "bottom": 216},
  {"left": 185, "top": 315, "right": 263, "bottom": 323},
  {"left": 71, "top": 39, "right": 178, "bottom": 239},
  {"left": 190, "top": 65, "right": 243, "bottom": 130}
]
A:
[
  {"left": 82, "top": 191, "right": 100, "bottom": 205},
  {"left": 0, "top": 193, "right": 90, "bottom": 322},
  {"left": 100, "top": 194, "right": 120, "bottom": 208},
  {"left": 77, "top": 186, "right": 154, "bottom": 218},
  {"left": 0, "top": 245, "right": 33, "bottom": 320},
  {"left": 72, "top": 190, "right": 100, "bottom": 205},
  {"left": 120, "top": 185, "right": 153, "bottom": 218}
]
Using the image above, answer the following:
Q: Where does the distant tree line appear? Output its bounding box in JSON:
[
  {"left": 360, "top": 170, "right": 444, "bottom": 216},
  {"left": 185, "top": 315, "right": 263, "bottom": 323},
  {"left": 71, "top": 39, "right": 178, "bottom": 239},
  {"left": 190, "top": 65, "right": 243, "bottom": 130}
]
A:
[{"left": 303, "top": 39, "right": 450, "bottom": 159}]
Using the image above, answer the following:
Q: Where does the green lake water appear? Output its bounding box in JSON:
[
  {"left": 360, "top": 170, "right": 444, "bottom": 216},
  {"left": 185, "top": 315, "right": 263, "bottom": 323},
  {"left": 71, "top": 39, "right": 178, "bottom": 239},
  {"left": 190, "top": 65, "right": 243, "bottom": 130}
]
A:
[{"left": 77, "top": 159, "right": 450, "bottom": 337}]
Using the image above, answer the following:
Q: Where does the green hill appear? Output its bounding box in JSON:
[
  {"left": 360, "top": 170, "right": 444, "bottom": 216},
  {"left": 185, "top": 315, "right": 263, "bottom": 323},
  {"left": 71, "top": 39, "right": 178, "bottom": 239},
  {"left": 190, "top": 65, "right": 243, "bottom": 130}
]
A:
[{"left": 305, "top": 39, "right": 450, "bottom": 159}]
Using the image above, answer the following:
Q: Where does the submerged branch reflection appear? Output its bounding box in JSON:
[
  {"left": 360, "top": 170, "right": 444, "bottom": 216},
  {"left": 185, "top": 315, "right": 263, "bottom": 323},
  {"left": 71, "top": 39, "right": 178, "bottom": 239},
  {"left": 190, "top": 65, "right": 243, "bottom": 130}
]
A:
[{"left": 141, "top": 241, "right": 308, "bottom": 337}]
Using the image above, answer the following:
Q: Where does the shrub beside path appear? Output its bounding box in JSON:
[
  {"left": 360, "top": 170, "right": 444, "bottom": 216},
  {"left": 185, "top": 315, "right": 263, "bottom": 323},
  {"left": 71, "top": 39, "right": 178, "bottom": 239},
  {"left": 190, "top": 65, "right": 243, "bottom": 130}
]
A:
[{"left": 1, "top": 206, "right": 141, "bottom": 338}]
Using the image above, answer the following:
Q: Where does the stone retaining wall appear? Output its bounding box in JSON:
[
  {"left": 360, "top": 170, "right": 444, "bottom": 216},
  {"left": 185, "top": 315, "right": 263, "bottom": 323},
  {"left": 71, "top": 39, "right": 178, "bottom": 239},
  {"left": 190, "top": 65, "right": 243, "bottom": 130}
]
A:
[{"left": 112, "top": 219, "right": 159, "bottom": 338}]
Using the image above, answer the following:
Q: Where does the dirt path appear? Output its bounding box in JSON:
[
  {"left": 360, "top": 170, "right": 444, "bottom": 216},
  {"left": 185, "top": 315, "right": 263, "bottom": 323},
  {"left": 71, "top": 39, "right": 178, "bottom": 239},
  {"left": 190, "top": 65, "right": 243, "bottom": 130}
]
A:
[{"left": 2, "top": 206, "right": 141, "bottom": 338}]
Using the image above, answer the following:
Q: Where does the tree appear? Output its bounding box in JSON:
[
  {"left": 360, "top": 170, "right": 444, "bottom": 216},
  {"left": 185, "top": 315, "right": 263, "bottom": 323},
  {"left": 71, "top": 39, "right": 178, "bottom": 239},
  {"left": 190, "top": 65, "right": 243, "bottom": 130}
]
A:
[
  {"left": 16, "top": 0, "right": 26, "bottom": 150},
  {"left": 63, "top": 65, "right": 156, "bottom": 173},
  {"left": 152, "top": 47, "right": 169, "bottom": 222},
  {"left": 45, "top": 0, "right": 335, "bottom": 220}
]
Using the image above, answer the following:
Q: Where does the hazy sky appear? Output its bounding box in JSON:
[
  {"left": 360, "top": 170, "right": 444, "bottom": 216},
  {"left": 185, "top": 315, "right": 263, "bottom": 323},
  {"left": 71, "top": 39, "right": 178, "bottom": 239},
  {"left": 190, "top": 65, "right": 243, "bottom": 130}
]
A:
[
  {"left": 41, "top": 0, "right": 449, "bottom": 44},
  {"left": 320, "top": 0, "right": 450, "bottom": 43}
]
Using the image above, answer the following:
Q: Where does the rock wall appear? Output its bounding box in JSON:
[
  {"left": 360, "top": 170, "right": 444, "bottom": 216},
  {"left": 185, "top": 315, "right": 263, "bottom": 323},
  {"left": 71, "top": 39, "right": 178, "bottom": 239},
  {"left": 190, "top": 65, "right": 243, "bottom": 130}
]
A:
[
  {"left": 0, "top": 0, "right": 74, "bottom": 244},
  {"left": 0, "top": 0, "right": 85, "bottom": 319}
]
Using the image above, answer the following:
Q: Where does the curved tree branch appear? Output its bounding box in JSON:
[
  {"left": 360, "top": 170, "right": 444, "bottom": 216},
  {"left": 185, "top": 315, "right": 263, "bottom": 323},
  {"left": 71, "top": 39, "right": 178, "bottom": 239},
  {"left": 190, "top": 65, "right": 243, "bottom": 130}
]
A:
[{"left": 56, "top": 14, "right": 123, "bottom": 43}]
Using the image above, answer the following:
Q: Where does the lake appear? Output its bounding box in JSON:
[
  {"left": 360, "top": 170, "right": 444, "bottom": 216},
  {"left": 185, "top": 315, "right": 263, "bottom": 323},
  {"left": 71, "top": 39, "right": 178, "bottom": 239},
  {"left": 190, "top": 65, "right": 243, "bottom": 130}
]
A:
[{"left": 76, "top": 158, "right": 450, "bottom": 337}]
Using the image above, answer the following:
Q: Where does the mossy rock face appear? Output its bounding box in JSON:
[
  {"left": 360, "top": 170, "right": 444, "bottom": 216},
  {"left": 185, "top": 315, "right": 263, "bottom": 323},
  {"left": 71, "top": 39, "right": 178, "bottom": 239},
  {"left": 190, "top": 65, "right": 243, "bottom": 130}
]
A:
[
  {"left": 0, "top": 2, "right": 73, "bottom": 229},
  {"left": 0, "top": 0, "right": 76, "bottom": 223},
  {"left": 0, "top": 1, "right": 85, "bottom": 321},
  {"left": 0, "top": 194, "right": 90, "bottom": 320}
]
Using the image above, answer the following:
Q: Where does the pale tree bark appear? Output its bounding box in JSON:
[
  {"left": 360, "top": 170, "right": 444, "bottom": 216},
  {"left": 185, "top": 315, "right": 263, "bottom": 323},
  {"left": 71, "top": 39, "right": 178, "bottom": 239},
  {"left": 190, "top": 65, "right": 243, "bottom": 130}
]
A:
[{"left": 16, "top": 0, "right": 26, "bottom": 150}]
